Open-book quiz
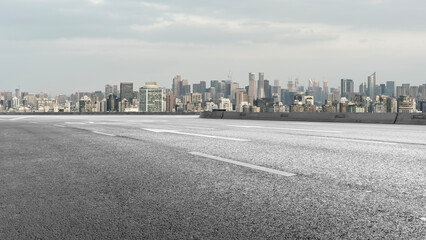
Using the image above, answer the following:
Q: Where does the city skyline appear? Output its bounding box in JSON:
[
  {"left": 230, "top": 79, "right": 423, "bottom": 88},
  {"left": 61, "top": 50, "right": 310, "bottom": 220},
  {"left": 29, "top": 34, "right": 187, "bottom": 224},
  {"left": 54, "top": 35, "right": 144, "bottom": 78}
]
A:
[
  {"left": 1, "top": 71, "right": 425, "bottom": 97},
  {"left": 2, "top": 0, "right": 426, "bottom": 94},
  {"left": 2, "top": 71, "right": 426, "bottom": 114}
]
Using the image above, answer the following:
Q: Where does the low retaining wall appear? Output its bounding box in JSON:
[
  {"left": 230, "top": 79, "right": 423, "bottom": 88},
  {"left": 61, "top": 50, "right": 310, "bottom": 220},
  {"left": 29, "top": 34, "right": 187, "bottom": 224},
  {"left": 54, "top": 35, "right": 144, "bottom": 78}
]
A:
[
  {"left": 200, "top": 112, "right": 423, "bottom": 125},
  {"left": 395, "top": 113, "right": 426, "bottom": 125},
  {"left": 0, "top": 112, "right": 200, "bottom": 116}
]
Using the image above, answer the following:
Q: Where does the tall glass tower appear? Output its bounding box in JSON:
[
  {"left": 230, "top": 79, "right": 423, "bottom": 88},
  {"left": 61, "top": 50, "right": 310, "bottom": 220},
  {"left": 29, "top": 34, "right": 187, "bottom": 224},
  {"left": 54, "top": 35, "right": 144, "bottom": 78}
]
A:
[{"left": 368, "top": 72, "right": 376, "bottom": 99}]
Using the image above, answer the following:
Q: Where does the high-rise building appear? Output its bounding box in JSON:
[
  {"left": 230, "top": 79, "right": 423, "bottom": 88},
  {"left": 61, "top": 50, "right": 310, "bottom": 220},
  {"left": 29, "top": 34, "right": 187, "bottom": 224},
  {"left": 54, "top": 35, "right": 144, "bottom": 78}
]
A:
[
  {"left": 15, "top": 89, "right": 20, "bottom": 99},
  {"left": 264, "top": 80, "right": 271, "bottom": 100},
  {"left": 341, "top": 79, "right": 354, "bottom": 98},
  {"left": 409, "top": 86, "right": 419, "bottom": 98},
  {"left": 113, "top": 85, "right": 118, "bottom": 97},
  {"left": 106, "top": 94, "right": 118, "bottom": 112},
  {"left": 193, "top": 83, "right": 202, "bottom": 93},
  {"left": 323, "top": 81, "right": 329, "bottom": 101},
  {"left": 120, "top": 82, "right": 133, "bottom": 101},
  {"left": 139, "top": 82, "right": 163, "bottom": 112},
  {"left": 359, "top": 82, "right": 367, "bottom": 95},
  {"left": 172, "top": 75, "right": 182, "bottom": 97},
  {"left": 287, "top": 81, "right": 294, "bottom": 92},
  {"left": 402, "top": 84, "right": 410, "bottom": 96},
  {"left": 166, "top": 91, "right": 174, "bottom": 112},
  {"left": 385, "top": 81, "right": 395, "bottom": 97},
  {"left": 229, "top": 82, "right": 239, "bottom": 101},
  {"left": 422, "top": 84, "right": 426, "bottom": 100},
  {"left": 272, "top": 80, "right": 281, "bottom": 103},
  {"left": 368, "top": 72, "right": 376, "bottom": 99},
  {"left": 105, "top": 84, "right": 113, "bottom": 97},
  {"left": 396, "top": 86, "right": 404, "bottom": 98},
  {"left": 248, "top": 73, "right": 257, "bottom": 100},
  {"left": 257, "top": 72, "right": 265, "bottom": 99},
  {"left": 380, "top": 84, "right": 386, "bottom": 95},
  {"left": 181, "top": 80, "right": 190, "bottom": 96},
  {"left": 235, "top": 88, "right": 248, "bottom": 107}
]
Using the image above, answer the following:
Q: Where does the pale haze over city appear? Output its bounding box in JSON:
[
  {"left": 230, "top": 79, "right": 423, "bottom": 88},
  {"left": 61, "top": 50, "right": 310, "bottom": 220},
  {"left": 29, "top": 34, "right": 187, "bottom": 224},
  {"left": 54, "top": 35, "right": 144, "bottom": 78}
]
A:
[{"left": 2, "top": 0, "right": 426, "bottom": 95}]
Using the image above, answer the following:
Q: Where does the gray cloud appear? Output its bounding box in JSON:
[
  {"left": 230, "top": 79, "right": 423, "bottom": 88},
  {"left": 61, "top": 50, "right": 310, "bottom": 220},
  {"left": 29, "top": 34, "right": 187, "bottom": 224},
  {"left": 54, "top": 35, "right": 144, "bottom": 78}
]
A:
[{"left": 1, "top": 0, "right": 426, "bottom": 95}]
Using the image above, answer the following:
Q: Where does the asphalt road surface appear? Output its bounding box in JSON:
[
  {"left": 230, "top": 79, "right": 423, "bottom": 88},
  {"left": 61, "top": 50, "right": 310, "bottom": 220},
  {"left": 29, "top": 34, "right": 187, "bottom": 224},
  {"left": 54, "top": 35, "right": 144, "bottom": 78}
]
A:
[{"left": 1, "top": 115, "right": 426, "bottom": 239}]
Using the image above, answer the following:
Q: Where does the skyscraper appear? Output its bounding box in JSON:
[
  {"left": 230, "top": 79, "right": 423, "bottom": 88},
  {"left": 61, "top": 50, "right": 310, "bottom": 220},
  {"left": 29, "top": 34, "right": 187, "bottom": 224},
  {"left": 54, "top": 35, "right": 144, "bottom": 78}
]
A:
[
  {"left": 359, "top": 82, "right": 367, "bottom": 95},
  {"left": 422, "top": 84, "right": 426, "bottom": 100},
  {"left": 264, "top": 79, "right": 271, "bottom": 100},
  {"left": 287, "top": 81, "right": 294, "bottom": 92},
  {"left": 172, "top": 75, "right": 182, "bottom": 97},
  {"left": 166, "top": 91, "right": 174, "bottom": 112},
  {"left": 409, "top": 86, "right": 419, "bottom": 98},
  {"left": 323, "top": 81, "right": 329, "bottom": 100},
  {"left": 385, "top": 81, "right": 395, "bottom": 97},
  {"left": 257, "top": 72, "right": 265, "bottom": 99},
  {"left": 15, "top": 89, "right": 20, "bottom": 99},
  {"left": 341, "top": 79, "right": 354, "bottom": 98},
  {"left": 113, "top": 85, "right": 118, "bottom": 97},
  {"left": 181, "top": 80, "right": 191, "bottom": 96},
  {"left": 396, "top": 86, "right": 404, "bottom": 98},
  {"left": 368, "top": 72, "right": 376, "bottom": 99},
  {"left": 120, "top": 82, "right": 133, "bottom": 101},
  {"left": 105, "top": 84, "right": 113, "bottom": 97},
  {"left": 248, "top": 73, "right": 257, "bottom": 100},
  {"left": 139, "top": 82, "right": 163, "bottom": 112},
  {"left": 380, "top": 84, "right": 386, "bottom": 95},
  {"left": 402, "top": 84, "right": 410, "bottom": 96}
]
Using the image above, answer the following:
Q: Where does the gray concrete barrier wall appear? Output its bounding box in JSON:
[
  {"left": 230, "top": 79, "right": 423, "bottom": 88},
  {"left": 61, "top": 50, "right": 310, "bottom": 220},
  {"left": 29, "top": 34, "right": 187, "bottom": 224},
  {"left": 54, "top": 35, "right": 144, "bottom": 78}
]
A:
[
  {"left": 395, "top": 113, "right": 426, "bottom": 125},
  {"left": 199, "top": 111, "right": 223, "bottom": 119},
  {"left": 0, "top": 112, "right": 200, "bottom": 116},
  {"left": 200, "top": 112, "right": 411, "bottom": 125},
  {"left": 334, "top": 113, "right": 398, "bottom": 124}
]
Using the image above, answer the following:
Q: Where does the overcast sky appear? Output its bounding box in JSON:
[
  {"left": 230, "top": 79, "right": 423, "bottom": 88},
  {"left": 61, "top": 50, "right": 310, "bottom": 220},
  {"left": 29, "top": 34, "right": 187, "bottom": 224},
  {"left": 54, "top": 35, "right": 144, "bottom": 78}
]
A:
[{"left": 1, "top": 0, "right": 426, "bottom": 95}]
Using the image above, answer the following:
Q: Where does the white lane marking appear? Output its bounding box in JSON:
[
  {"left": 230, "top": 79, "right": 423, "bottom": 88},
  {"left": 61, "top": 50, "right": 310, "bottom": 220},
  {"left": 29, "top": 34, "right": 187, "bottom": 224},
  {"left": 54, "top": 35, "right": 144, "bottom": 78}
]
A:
[
  {"left": 87, "top": 121, "right": 95, "bottom": 124},
  {"left": 142, "top": 128, "right": 250, "bottom": 142},
  {"left": 65, "top": 122, "right": 86, "bottom": 125},
  {"left": 229, "top": 125, "right": 342, "bottom": 133},
  {"left": 420, "top": 217, "right": 426, "bottom": 222},
  {"left": 9, "top": 116, "right": 31, "bottom": 121},
  {"left": 92, "top": 131, "right": 116, "bottom": 137},
  {"left": 129, "top": 120, "right": 167, "bottom": 123},
  {"left": 311, "top": 136, "right": 397, "bottom": 145},
  {"left": 189, "top": 152, "right": 296, "bottom": 177},
  {"left": 54, "top": 124, "right": 66, "bottom": 128},
  {"left": 185, "top": 126, "right": 215, "bottom": 130}
]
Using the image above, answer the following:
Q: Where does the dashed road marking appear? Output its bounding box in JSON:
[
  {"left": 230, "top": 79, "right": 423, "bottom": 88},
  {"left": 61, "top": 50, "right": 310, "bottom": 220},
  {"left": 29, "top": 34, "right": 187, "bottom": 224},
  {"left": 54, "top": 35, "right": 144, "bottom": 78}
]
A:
[
  {"left": 143, "top": 128, "right": 249, "bottom": 142},
  {"left": 189, "top": 152, "right": 296, "bottom": 177},
  {"left": 92, "top": 131, "right": 116, "bottom": 137},
  {"left": 54, "top": 124, "right": 66, "bottom": 128},
  {"left": 185, "top": 126, "right": 215, "bottom": 130},
  {"left": 65, "top": 122, "right": 87, "bottom": 125},
  {"left": 9, "top": 116, "right": 31, "bottom": 121},
  {"left": 311, "top": 136, "right": 397, "bottom": 145}
]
